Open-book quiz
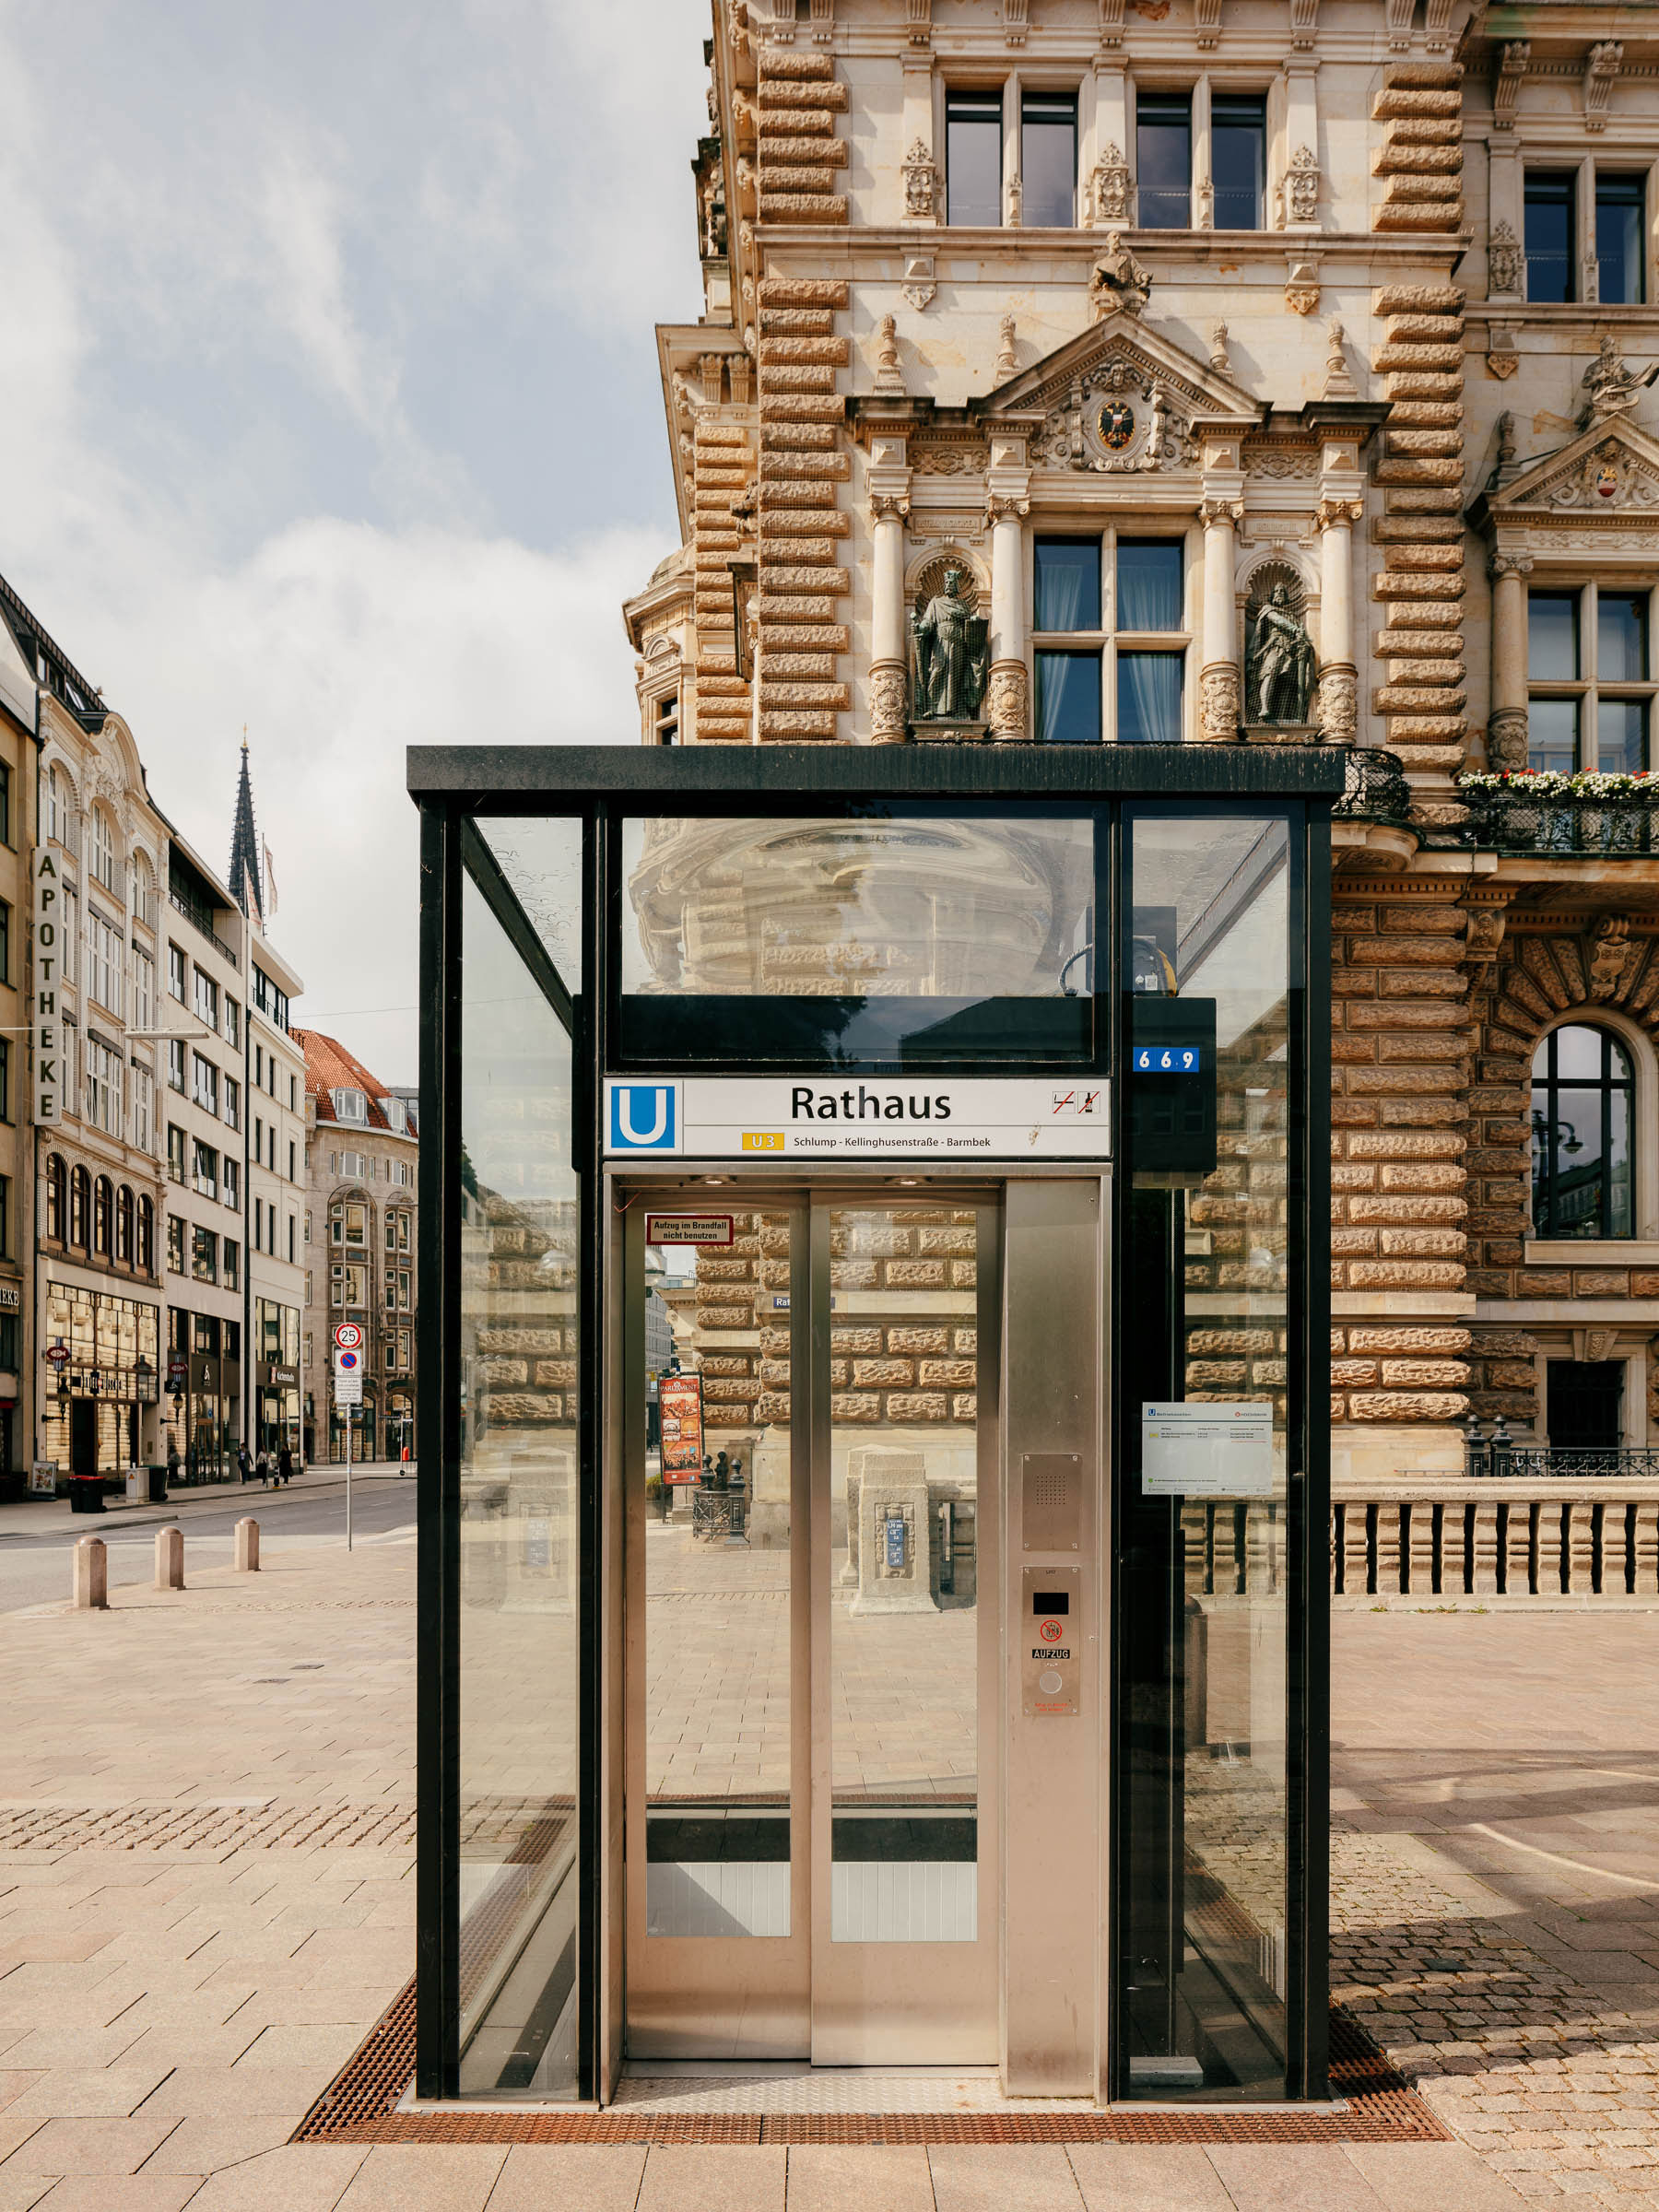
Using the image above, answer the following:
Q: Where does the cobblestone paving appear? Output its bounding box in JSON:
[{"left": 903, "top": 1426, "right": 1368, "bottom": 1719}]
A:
[{"left": 1333, "top": 1612, "right": 1659, "bottom": 2208}]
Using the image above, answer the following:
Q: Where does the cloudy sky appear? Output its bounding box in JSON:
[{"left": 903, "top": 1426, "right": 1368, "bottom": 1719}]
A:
[{"left": 0, "top": 0, "right": 710, "bottom": 1078}]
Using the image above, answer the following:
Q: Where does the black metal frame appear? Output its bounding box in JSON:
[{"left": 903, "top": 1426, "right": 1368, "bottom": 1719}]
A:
[{"left": 411, "top": 742, "right": 1339, "bottom": 2106}]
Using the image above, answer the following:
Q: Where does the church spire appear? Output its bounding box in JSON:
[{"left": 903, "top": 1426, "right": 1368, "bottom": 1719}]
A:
[{"left": 229, "top": 727, "right": 263, "bottom": 924}]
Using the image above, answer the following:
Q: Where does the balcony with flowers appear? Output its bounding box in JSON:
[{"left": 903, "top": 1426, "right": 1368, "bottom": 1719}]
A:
[{"left": 1454, "top": 769, "right": 1659, "bottom": 855}]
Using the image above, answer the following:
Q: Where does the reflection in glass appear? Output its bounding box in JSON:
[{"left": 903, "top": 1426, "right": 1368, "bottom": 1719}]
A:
[
  {"left": 1528, "top": 593, "right": 1579, "bottom": 680},
  {"left": 644, "top": 1216, "right": 792, "bottom": 1938},
  {"left": 1528, "top": 697, "right": 1578, "bottom": 775},
  {"left": 947, "top": 90, "right": 1003, "bottom": 227},
  {"left": 1599, "top": 591, "right": 1649, "bottom": 682},
  {"left": 1524, "top": 172, "right": 1575, "bottom": 303},
  {"left": 1211, "top": 97, "right": 1265, "bottom": 230},
  {"left": 1136, "top": 94, "right": 1192, "bottom": 229},
  {"left": 830, "top": 1209, "right": 979, "bottom": 1942},
  {"left": 475, "top": 819, "right": 583, "bottom": 987},
  {"left": 1118, "top": 653, "right": 1183, "bottom": 744},
  {"left": 1118, "top": 542, "right": 1184, "bottom": 633},
  {"left": 1531, "top": 1025, "right": 1634, "bottom": 1238},
  {"left": 457, "top": 868, "right": 581, "bottom": 2095},
  {"left": 1021, "top": 92, "right": 1077, "bottom": 228},
  {"left": 1598, "top": 698, "right": 1647, "bottom": 775},
  {"left": 1120, "top": 815, "right": 1294, "bottom": 2100},
  {"left": 1037, "top": 651, "right": 1103, "bottom": 745},
  {"left": 1596, "top": 174, "right": 1645, "bottom": 307},
  {"left": 1035, "top": 540, "right": 1100, "bottom": 632}
]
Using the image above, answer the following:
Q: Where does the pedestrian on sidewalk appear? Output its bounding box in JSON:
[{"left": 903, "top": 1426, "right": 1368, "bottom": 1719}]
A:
[
  {"left": 277, "top": 1442, "right": 293, "bottom": 1488},
  {"left": 166, "top": 1440, "right": 181, "bottom": 1488},
  {"left": 237, "top": 1443, "right": 253, "bottom": 1486},
  {"left": 255, "top": 1449, "right": 272, "bottom": 1488}
]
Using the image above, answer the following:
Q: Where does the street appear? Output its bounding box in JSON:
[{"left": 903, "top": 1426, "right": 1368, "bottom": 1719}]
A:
[{"left": 0, "top": 1477, "right": 417, "bottom": 1614}]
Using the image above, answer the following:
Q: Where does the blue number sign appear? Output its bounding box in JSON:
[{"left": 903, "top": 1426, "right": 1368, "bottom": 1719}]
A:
[{"left": 1131, "top": 1045, "right": 1204, "bottom": 1074}]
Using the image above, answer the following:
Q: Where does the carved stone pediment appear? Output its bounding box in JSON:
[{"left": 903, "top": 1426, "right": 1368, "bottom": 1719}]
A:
[
  {"left": 1475, "top": 415, "right": 1659, "bottom": 527},
  {"left": 975, "top": 320, "right": 1260, "bottom": 479}
]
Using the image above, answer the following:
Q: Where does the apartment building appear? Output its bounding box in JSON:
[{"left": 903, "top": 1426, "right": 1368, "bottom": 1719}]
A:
[{"left": 0, "top": 583, "right": 39, "bottom": 1492}]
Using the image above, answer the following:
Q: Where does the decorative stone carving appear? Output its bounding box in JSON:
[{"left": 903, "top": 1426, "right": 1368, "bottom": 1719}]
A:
[
  {"left": 1322, "top": 320, "right": 1357, "bottom": 399},
  {"left": 1486, "top": 707, "right": 1529, "bottom": 770},
  {"left": 1488, "top": 220, "right": 1523, "bottom": 297},
  {"left": 1004, "top": 0, "right": 1029, "bottom": 41},
  {"left": 1316, "top": 497, "right": 1364, "bottom": 532},
  {"left": 1200, "top": 664, "right": 1241, "bottom": 739},
  {"left": 1581, "top": 335, "right": 1657, "bottom": 426},
  {"left": 985, "top": 662, "right": 1028, "bottom": 742},
  {"left": 1584, "top": 1327, "right": 1619, "bottom": 1364},
  {"left": 1089, "top": 144, "right": 1132, "bottom": 227},
  {"left": 1194, "top": 0, "right": 1220, "bottom": 45},
  {"left": 1289, "top": 0, "right": 1318, "bottom": 44},
  {"left": 868, "top": 491, "right": 911, "bottom": 525},
  {"left": 1590, "top": 914, "right": 1636, "bottom": 1000},
  {"left": 1246, "top": 443, "right": 1319, "bottom": 481},
  {"left": 911, "top": 565, "right": 989, "bottom": 722},
  {"left": 728, "top": 352, "right": 752, "bottom": 405},
  {"left": 1283, "top": 147, "right": 1320, "bottom": 226},
  {"left": 1459, "top": 905, "right": 1508, "bottom": 970},
  {"left": 1246, "top": 570, "right": 1318, "bottom": 724},
  {"left": 698, "top": 353, "right": 725, "bottom": 405},
  {"left": 869, "top": 663, "right": 909, "bottom": 742},
  {"left": 1493, "top": 40, "right": 1528, "bottom": 126},
  {"left": 1196, "top": 177, "right": 1215, "bottom": 229},
  {"left": 1285, "top": 261, "right": 1320, "bottom": 315},
  {"left": 1547, "top": 437, "right": 1659, "bottom": 512},
  {"left": 983, "top": 490, "right": 1030, "bottom": 524},
  {"left": 994, "top": 314, "right": 1018, "bottom": 383},
  {"left": 1033, "top": 354, "right": 1198, "bottom": 475},
  {"left": 1006, "top": 174, "right": 1022, "bottom": 228},
  {"left": 1488, "top": 550, "right": 1535, "bottom": 582},
  {"left": 1584, "top": 41, "right": 1623, "bottom": 132},
  {"left": 1317, "top": 665, "right": 1358, "bottom": 741},
  {"left": 1209, "top": 321, "right": 1231, "bottom": 374},
  {"left": 1099, "top": 0, "right": 1124, "bottom": 43},
  {"left": 912, "top": 441, "right": 990, "bottom": 477},
  {"left": 901, "top": 253, "right": 936, "bottom": 312},
  {"left": 874, "top": 313, "right": 903, "bottom": 393},
  {"left": 902, "top": 139, "right": 939, "bottom": 221},
  {"left": 1488, "top": 325, "right": 1520, "bottom": 379},
  {"left": 1088, "top": 232, "right": 1152, "bottom": 321},
  {"left": 907, "top": 0, "right": 931, "bottom": 43}
]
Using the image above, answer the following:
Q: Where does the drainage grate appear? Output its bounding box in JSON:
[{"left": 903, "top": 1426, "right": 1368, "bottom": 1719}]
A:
[
  {"left": 293, "top": 1986, "right": 1450, "bottom": 2147},
  {"left": 0, "top": 1801, "right": 417, "bottom": 1854}
]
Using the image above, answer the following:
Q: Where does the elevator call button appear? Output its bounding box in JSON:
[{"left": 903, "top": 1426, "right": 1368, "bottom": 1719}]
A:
[{"left": 1021, "top": 1566, "right": 1082, "bottom": 1717}]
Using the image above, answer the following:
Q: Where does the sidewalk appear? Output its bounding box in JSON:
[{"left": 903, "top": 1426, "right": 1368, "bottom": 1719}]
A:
[
  {"left": 6, "top": 1544, "right": 1656, "bottom": 2206},
  {"left": 0, "top": 1460, "right": 416, "bottom": 1539}
]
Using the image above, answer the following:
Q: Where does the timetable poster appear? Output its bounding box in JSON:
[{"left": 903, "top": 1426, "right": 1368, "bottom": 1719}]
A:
[{"left": 658, "top": 1372, "right": 704, "bottom": 1482}]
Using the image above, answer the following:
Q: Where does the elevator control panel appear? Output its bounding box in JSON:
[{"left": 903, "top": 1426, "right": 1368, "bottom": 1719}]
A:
[{"left": 1021, "top": 1564, "right": 1082, "bottom": 1716}]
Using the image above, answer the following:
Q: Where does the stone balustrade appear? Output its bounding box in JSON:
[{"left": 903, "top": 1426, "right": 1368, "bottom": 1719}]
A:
[{"left": 1332, "top": 1480, "right": 1659, "bottom": 1602}]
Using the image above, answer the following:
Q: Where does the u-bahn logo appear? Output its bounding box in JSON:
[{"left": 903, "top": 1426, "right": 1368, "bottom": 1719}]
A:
[{"left": 608, "top": 1083, "right": 677, "bottom": 1152}]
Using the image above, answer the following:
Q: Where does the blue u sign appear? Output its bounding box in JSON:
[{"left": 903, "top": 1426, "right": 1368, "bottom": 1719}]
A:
[{"left": 608, "top": 1083, "right": 677, "bottom": 1152}]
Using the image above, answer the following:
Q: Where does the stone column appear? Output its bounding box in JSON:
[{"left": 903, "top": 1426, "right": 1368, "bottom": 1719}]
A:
[
  {"left": 1315, "top": 497, "right": 1362, "bottom": 743},
  {"left": 1488, "top": 550, "right": 1533, "bottom": 770},
  {"left": 1198, "top": 497, "right": 1242, "bottom": 740},
  {"left": 869, "top": 492, "right": 911, "bottom": 743},
  {"left": 986, "top": 492, "right": 1030, "bottom": 741}
]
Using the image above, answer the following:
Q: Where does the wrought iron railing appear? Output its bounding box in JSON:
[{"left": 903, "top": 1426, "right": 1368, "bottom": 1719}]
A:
[
  {"left": 1463, "top": 1418, "right": 1659, "bottom": 1479},
  {"left": 1454, "top": 785, "right": 1659, "bottom": 855},
  {"left": 1333, "top": 747, "right": 1413, "bottom": 823}
]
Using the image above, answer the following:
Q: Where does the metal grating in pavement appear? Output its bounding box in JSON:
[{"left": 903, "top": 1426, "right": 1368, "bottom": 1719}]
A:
[
  {"left": 293, "top": 1983, "right": 1453, "bottom": 2146},
  {"left": 0, "top": 1800, "right": 417, "bottom": 1854}
]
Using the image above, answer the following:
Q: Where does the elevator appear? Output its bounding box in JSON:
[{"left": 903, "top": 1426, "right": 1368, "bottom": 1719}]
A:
[{"left": 410, "top": 742, "right": 1335, "bottom": 2110}]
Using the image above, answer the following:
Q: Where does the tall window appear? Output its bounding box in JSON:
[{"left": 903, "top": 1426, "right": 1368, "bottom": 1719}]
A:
[
  {"left": 0, "top": 759, "right": 13, "bottom": 846},
  {"left": 88, "top": 809, "right": 117, "bottom": 893},
  {"left": 137, "top": 1195, "right": 154, "bottom": 1274},
  {"left": 946, "top": 88, "right": 1003, "bottom": 226},
  {"left": 1524, "top": 171, "right": 1576, "bottom": 302},
  {"left": 133, "top": 1068, "right": 152, "bottom": 1154},
  {"left": 116, "top": 1185, "right": 134, "bottom": 1265},
  {"left": 45, "top": 1154, "right": 65, "bottom": 1241},
  {"left": 1021, "top": 89, "right": 1077, "bottom": 227},
  {"left": 1597, "top": 172, "right": 1646, "bottom": 305},
  {"left": 1528, "top": 585, "right": 1653, "bottom": 772},
  {"left": 192, "top": 1053, "right": 218, "bottom": 1115},
  {"left": 168, "top": 1214, "right": 184, "bottom": 1274},
  {"left": 92, "top": 1175, "right": 112, "bottom": 1257},
  {"left": 1211, "top": 94, "right": 1265, "bottom": 229},
  {"left": 168, "top": 944, "right": 187, "bottom": 1002},
  {"left": 134, "top": 951, "right": 154, "bottom": 1032},
  {"left": 192, "top": 1225, "right": 218, "bottom": 1283},
  {"left": 167, "top": 1124, "right": 186, "bottom": 1184},
  {"left": 87, "top": 912, "right": 121, "bottom": 1014},
  {"left": 652, "top": 690, "right": 678, "bottom": 746},
  {"left": 1033, "top": 534, "right": 1187, "bottom": 744},
  {"left": 1136, "top": 92, "right": 1191, "bottom": 229},
  {"left": 86, "top": 1041, "right": 120, "bottom": 1135},
  {"left": 194, "top": 970, "right": 218, "bottom": 1029},
  {"left": 193, "top": 1139, "right": 218, "bottom": 1200},
  {"left": 1532, "top": 1024, "right": 1634, "bottom": 1239}
]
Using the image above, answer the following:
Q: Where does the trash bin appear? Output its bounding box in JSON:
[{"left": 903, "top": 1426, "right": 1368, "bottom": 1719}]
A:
[
  {"left": 147, "top": 1465, "right": 170, "bottom": 1504},
  {"left": 68, "top": 1477, "right": 105, "bottom": 1514}
]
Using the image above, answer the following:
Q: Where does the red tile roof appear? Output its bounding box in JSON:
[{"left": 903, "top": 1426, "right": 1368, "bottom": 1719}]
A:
[{"left": 293, "top": 1029, "right": 411, "bottom": 1133}]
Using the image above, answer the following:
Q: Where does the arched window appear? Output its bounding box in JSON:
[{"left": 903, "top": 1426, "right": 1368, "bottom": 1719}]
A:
[
  {"left": 1532, "top": 1023, "right": 1635, "bottom": 1239},
  {"left": 92, "top": 1175, "right": 112, "bottom": 1257},
  {"left": 45, "top": 1155, "right": 65, "bottom": 1242},
  {"left": 68, "top": 1165, "right": 89, "bottom": 1248},
  {"left": 136, "top": 1195, "right": 154, "bottom": 1275},
  {"left": 116, "top": 1185, "right": 134, "bottom": 1265}
]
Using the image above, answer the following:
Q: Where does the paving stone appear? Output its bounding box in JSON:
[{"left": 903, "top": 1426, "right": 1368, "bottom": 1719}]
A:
[
  {"left": 1210, "top": 2144, "right": 1393, "bottom": 2208},
  {"left": 39, "top": 2178, "right": 204, "bottom": 2211},
  {"left": 928, "top": 2145, "right": 1084, "bottom": 2212},
  {"left": 333, "top": 2145, "right": 507, "bottom": 2210},
  {"left": 1, "top": 2117, "right": 179, "bottom": 2176},
  {"left": 185, "top": 2143, "right": 368, "bottom": 2211},
  {"left": 488, "top": 2144, "right": 648, "bottom": 2212},
  {"left": 1066, "top": 2143, "right": 1232, "bottom": 2208}
]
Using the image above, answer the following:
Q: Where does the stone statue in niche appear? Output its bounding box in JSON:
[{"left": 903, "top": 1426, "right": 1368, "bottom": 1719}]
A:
[
  {"left": 1247, "top": 579, "right": 1318, "bottom": 724},
  {"left": 1088, "top": 231, "right": 1152, "bottom": 320},
  {"left": 911, "top": 566, "right": 989, "bottom": 723}
]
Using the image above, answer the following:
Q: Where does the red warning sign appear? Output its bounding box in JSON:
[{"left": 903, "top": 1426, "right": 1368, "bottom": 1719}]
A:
[{"left": 1039, "top": 1618, "right": 1064, "bottom": 1642}]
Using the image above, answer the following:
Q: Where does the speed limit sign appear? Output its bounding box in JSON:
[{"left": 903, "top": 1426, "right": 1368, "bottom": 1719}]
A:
[{"left": 334, "top": 1322, "right": 364, "bottom": 1353}]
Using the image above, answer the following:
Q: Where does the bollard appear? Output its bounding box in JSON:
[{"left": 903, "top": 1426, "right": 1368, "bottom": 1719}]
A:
[
  {"left": 154, "top": 1524, "right": 184, "bottom": 1592},
  {"left": 73, "top": 1535, "right": 108, "bottom": 1611},
  {"left": 235, "top": 1517, "right": 260, "bottom": 1572}
]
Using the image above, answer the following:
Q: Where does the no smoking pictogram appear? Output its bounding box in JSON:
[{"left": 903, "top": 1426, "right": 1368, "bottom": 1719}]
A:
[{"left": 1040, "top": 1619, "right": 1064, "bottom": 1642}]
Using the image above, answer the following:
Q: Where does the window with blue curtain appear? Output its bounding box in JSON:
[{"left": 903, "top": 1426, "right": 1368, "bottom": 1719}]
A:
[
  {"left": 1117, "top": 653, "right": 1183, "bottom": 743},
  {"left": 1037, "top": 652, "right": 1104, "bottom": 744},
  {"left": 1035, "top": 540, "right": 1100, "bottom": 631},
  {"left": 1117, "top": 541, "right": 1182, "bottom": 631},
  {"left": 1211, "top": 96, "right": 1265, "bottom": 230},
  {"left": 1524, "top": 172, "right": 1575, "bottom": 302},
  {"left": 1596, "top": 174, "right": 1645, "bottom": 306}
]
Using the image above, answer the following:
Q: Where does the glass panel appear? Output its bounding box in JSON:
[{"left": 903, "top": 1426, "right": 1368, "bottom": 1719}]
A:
[
  {"left": 1528, "top": 593, "right": 1580, "bottom": 680},
  {"left": 1598, "top": 697, "right": 1648, "bottom": 774},
  {"left": 1118, "top": 541, "right": 1184, "bottom": 632},
  {"left": 1136, "top": 95, "right": 1191, "bottom": 229},
  {"left": 619, "top": 812, "right": 1097, "bottom": 1065},
  {"left": 457, "top": 865, "right": 581, "bottom": 2097},
  {"left": 1021, "top": 92, "right": 1077, "bottom": 228},
  {"left": 1121, "top": 814, "right": 1296, "bottom": 2100},
  {"left": 474, "top": 819, "right": 583, "bottom": 988},
  {"left": 1596, "top": 174, "right": 1645, "bottom": 307},
  {"left": 1036, "top": 651, "right": 1104, "bottom": 745},
  {"left": 1528, "top": 697, "right": 1579, "bottom": 774},
  {"left": 1034, "top": 539, "right": 1100, "bottom": 632},
  {"left": 1599, "top": 592, "right": 1649, "bottom": 682},
  {"left": 1610, "top": 1085, "right": 1633, "bottom": 1234},
  {"left": 1210, "top": 97, "right": 1265, "bottom": 230},
  {"left": 644, "top": 1213, "right": 792, "bottom": 1937},
  {"left": 1525, "top": 173, "right": 1576, "bottom": 303},
  {"left": 947, "top": 91, "right": 1004, "bottom": 227},
  {"left": 1118, "top": 652, "right": 1184, "bottom": 744},
  {"left": 829, "top": 1206, "right": 979, "bottom": 1942}
]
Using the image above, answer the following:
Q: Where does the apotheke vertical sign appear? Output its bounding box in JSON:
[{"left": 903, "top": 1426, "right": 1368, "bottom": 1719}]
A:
[{"left": 31, "top": 848, "right": 62, "bottom": 1125}]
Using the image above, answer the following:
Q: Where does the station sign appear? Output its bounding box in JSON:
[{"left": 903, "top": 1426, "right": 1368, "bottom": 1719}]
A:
[{"left": 605, "top": 1077, "right": 1109, "bottom": 1162}]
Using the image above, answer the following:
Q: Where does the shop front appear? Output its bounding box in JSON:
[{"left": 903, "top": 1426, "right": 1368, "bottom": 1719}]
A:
[
  {"left": 254, "top": 1298, "right": 301, "bottom": 1456},
  {"left": 40, "top": 1277, "right": 161, "bottom": 1479},
  {"left": 410, "top": 744, "right": 1334, "bottom": 2109}
]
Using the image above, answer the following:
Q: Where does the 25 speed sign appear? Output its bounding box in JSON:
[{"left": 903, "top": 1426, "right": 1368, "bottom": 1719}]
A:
[{"left": 334, "top": 1323, "right": 364, "bottom": 1353}]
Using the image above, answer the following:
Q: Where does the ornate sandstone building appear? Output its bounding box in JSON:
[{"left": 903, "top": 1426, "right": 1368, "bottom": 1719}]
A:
[{"left": 621, "top": 0, "right": 1659, "bottom": 1491}]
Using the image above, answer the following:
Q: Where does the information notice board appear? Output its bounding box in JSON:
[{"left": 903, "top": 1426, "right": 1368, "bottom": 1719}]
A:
[
  {"left": 1140, "top": 1401, "right": 1275, "bottom": 1498},
  {"left": 658, "top": 1372, "right": 704, "bottom": 1483}
]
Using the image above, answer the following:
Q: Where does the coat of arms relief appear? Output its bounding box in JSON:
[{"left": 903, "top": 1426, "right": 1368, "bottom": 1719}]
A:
[{"left": 1031, "top": 355, "right": 1200, "bottom": 476}]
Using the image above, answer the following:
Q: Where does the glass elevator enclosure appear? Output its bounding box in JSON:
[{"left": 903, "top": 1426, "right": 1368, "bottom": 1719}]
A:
[{"left": 411, "top": 744, "right": 1335, "bottom": 2108}]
